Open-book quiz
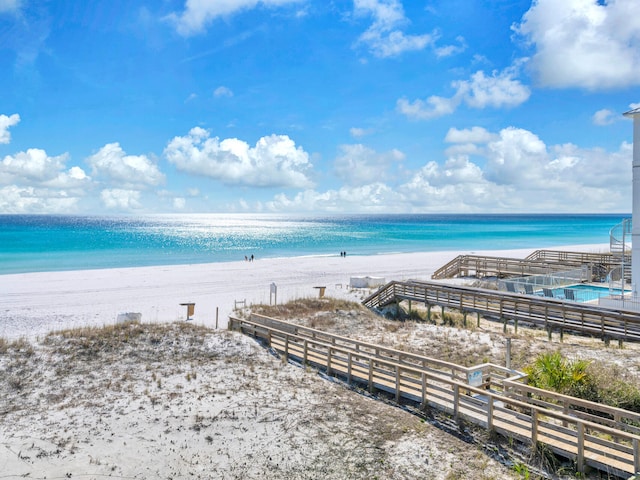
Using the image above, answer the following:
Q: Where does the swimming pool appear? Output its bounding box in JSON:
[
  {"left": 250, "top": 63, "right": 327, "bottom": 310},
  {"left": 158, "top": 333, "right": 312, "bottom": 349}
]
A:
[{"left": 550, "top": 284, "right": 625, "bottom": 302}]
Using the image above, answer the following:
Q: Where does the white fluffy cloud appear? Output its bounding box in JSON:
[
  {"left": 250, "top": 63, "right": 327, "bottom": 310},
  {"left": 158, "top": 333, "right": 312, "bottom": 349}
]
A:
[
  {"left": 0, "top": 147, "right": 91, "bottom": 213},
  {"left": 100, "top": 188, "right": 142, "bottom": 210},
  {"left": 265, "top": 183, "right": 404, "bottom": 212},
  {"left": 350, "top": 127, "right": 374, "bottom": 138},
  {"left": 443, "top": 127, "right": 499, "bottom": 157},
  {"left": 164, "top": 127, "right": 314, "bottom": 188},
  {"left": 214, "top": 86, "right": 233, "bottom": 98},
  {"left": 397, "top": 95, "right": 458, "bottom": 120},
  {"left": 445, "top": 126, "right": 497, "bottom": 144},
  {"left": 334, "top": 144, "right": 404, "bottom": 186},
  {"left": 401, "top": 157, "right": 500, "bottom": 211},
  {"left": 397, "top": 65, "right": 530, "bottom": 119},
  {"left": 265, "top": 126, "right": 631, "bottom": 213},
  {"left": 593, "top": 108, "right": 616, "bottom": 125},
  {"left": 434, "top": 36, "right": 466, "bottom": 58},
  {"left": 86, "top": 143, "right": 165, "bottom": 188},
  {"left": 173, "top": 197, "right": 186, "bottom": 210},
  {"left": 0, "top": 0, "right": 20, "bottom": 14},
  {"left": 0, "top": 113, "right": 20, "bottom": 144},
  {"left": 0, "top": 185, "right": 81, "bottom": 213},
  {"left": 453, "top": 69, "right": 531, "bottom": 109},
  {"left": 0, "top": 148, "right": 90, "bottom": 189},
  {"left": 354, "top": 0, "right": 435, "bottom": 57},
  {"left": 167, "top": 0, "right": 301, "bottom": 36},
  {"left": 516, "top": 0, "right": 640, "bottom": 89}
]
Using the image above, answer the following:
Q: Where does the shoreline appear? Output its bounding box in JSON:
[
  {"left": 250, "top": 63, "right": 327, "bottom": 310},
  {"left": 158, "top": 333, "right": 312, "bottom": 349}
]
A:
[{"left": 0, "top": 243, "right": 610, "bottom": 340}]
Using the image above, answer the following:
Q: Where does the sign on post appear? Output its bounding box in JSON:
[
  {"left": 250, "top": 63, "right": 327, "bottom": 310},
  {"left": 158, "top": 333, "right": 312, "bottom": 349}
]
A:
[{"left": 467, "top": 369, "right": 483, "bottom": 387}]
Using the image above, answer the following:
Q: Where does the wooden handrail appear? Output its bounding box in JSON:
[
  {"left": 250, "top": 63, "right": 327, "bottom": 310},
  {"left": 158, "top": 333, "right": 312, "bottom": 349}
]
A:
[
  {"left": 432, "top": 250, "right": 630, "bottom": 280},
  {"left": 229, "top": 314, "right": 640, "bottom": 476},
  {"left": 363, "top": 280, "right": 640, "bottom": 343}
]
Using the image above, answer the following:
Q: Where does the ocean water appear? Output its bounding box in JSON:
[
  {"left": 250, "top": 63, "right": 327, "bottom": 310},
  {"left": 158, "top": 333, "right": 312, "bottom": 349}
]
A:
[{"left": 0, "top": 213, "right": 629, "bottom": 275}]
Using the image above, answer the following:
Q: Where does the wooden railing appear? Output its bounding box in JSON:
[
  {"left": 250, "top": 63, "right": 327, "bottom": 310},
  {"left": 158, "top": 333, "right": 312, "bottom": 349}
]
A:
[
  {"left": 248, "top": 313, "right": 513, "bottom": 385},
  {"left": 432, "top": 250, "right": 630, "bottom": 280},
  {"left": 363, "top": 280, "right": 640, "bottom": 343},
  {"left": 229, "top": 314, "right": 640, "bottom": 477},
  {"left": 526, "top": 249, "right": 631, "bottom": 266},
  {"left": 431, "top": 255, "right": 581, "bottom": 280}
]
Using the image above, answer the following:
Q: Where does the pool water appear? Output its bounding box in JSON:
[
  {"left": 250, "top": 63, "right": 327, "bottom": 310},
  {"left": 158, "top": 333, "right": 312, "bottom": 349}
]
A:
[{"left": 550, "top": 284, "right": 625, "bottom": 302}]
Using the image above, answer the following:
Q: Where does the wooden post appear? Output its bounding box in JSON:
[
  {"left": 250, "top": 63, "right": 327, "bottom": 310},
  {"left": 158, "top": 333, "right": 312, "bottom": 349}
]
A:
[
  {"left": 327, "top": 347, "right": 332, "bottom": 376},
  {"left": 463, "top": 311, "right": 467, "bottom": 327},
  {"left": 347, "top": 352, "right": 352, "bottom": 385},
  {"left": 506, "top": 337, "right": 512, "bottom": 370},
  {"left": 427, "top": 304, "right": 432, "bottom": 322},
  {"left": 577, "top": 422, "right": 585, "bottom": 474},
  {"left": 633, "top": 437, "right": 639, "bottom": 474},
  {"left": 284, "top": 335, "right": 289, "bottom": 361},
  {"left": 477, "top": 312, "right": 480, "bottom": 327},
  {"left": 215, "top": 307, "right": 219, "bottom": 329},
  {"left": 514, "top": 318, "right": 518, "bottom": 333},
  {"left": 421, "top": 372, "right": 427, "bottom": 409},
  {"left": 487, "top": 396, "right": 494, "bottom": 431},
  {"left": 395, "top": 365, "right": 401, "bottom": 403},
  {"left": 531, "top": 409, "right": 538, "bottom": 445},
  {"left": 368, "top": 360, "right": 374, "bottom": 393},
  {"left": 453, "top": 385, "right": 459, "bottom": 420},
  {"left": 441, "top": 305, "right": 445, "bottom": 324},
  {"left": 303, "top": 339, "right": 308, "bottom": 367}
]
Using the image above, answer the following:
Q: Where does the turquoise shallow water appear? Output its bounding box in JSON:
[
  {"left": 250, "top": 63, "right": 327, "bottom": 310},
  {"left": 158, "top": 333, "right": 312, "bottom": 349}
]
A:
[{"left": 0, "top": 213, "right": 628, "bottom": 274}]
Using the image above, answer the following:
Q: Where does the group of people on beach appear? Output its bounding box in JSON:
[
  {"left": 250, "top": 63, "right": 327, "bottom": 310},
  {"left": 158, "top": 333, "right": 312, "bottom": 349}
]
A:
[
  {"left": 244, "top": 254, "right": 255, "bottom": 262},
  {"left": 339, "top": 251, "right": 347, "bottom": 257}
]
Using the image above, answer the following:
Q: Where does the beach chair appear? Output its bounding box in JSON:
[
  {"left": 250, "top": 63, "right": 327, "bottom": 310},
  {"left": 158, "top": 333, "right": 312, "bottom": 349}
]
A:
[
  {"left": 524, "top": 284, "right": 535, "bottom": 295},
  {"left": 564, "top": 288, "right": 576, "bottom": 301},
  {"left": 505, "top": 282, "right": 516, "bottom": 293},
  {"left": 543, "top": 288, "right": 554, "bottom": 298}
]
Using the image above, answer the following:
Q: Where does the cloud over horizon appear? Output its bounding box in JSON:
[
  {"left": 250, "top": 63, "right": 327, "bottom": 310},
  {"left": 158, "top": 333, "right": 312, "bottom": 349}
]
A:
[{"left": 164, "top": 128, "right": 314, "bottom": 189}]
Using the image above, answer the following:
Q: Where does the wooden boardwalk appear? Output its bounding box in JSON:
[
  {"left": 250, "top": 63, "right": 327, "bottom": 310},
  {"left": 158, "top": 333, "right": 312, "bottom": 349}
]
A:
[
  {"left": 229, "top": 313, "right": 640, "bottom": 478},
  {"left": 432, "top": 249, "right": 629, "bottom": 280},
  {"left": 363, "top": 280, "right": 640, "bottom": 343}
]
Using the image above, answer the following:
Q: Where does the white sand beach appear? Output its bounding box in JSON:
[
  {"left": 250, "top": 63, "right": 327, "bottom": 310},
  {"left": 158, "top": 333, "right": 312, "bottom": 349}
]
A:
[
  {"left": 0, "top": 243, "right": 613, "bottom": 479},
  {"left": 0, "top": 244, "right": 609, "bottom": 340}
]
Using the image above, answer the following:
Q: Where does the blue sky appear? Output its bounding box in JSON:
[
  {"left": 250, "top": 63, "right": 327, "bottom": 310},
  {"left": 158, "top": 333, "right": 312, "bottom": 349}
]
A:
[{"left": 0, "top": 0, "right": 639, "bottom": 214}]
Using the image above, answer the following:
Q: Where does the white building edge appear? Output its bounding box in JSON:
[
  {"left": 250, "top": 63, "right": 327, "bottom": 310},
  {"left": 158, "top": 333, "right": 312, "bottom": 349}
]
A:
[{"left": 599, "top": 107, "right": 640, "bottom": 311}]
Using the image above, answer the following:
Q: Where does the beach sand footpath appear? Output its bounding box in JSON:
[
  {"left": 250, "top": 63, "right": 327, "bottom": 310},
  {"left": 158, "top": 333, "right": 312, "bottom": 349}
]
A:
[{"left": 0, "top": 244, "right": 608, "bottom": 340}]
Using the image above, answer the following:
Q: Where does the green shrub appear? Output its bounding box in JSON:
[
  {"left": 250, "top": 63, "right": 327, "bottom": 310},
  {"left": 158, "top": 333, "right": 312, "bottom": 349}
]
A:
[{"left": 524, "top": 351, "right": 593, "bottom": 396}]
